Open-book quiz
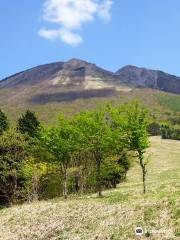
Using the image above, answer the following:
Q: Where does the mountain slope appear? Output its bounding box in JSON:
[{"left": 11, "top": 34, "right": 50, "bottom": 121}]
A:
[
  {"left": 0, "top": 62, "right": 64, "bottom": 88},
  {"left": 116, "top": 65, "right": 180, "bottom": 94},
  {"left": 0, "top": 58, "right": 119, "bottom": 90}
]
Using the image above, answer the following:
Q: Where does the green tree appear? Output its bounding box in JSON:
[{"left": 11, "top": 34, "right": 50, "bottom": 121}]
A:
[
  {"left": 75, "top": 110, "right": 116, "bottom": 197},
  {"left": 0, "top": 128, "right": 28, "bottom": 206},
  {"left": 0, "top": 109, "right": 9, "bottom": 135},
  {"left": 17, "top": 110, "right": 40, "bottom": 138},
  {"left": 117, "top": 150, "right": 131, "bottom": 180},
  {"left": 124, "top": 101, "right": 150, "bottom": 193},
  {"left": 106, "top": 104, "right": 132, "bottom": 180},
  {"left": 22, "top": 157, "right": 48, "bottom": 202},
  {"left": 39, "top": 115, "right": 79, "bottom": 199},
  {"left": 101, "top": 157, "right": 127, "bottom": 188}
]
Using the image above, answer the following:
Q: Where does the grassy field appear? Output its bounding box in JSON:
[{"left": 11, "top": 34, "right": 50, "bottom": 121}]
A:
[{"left": 0, "top": 137, "right": 179, "bottom": 240}]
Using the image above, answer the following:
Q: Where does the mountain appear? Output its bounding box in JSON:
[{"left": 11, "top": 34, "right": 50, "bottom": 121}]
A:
[
  {"left": 1, "top": 59, "right": 180, "bottom": 94},
  {"left": 116, "top": 65, "right": 180, "bottom": 94},
  {"left": 0, "top": 58, "right": 180, "bottom": 122},
  {"left": 0, "top": 58, "right": 118, "bottom": 90}
]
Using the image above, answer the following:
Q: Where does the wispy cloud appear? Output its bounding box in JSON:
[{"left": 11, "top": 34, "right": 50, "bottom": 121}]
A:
[
  {"left": 39, "top": 28, "right": 83, "bottom": 46},
  {"left": 38, "top": 0, "right": 113, "bottom": 46}
]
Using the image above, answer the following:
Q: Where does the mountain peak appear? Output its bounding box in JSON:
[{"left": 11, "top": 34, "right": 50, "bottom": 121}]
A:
[
  {"left": 64, "top": 58, "right": 93, "bottom": 70},
  {"left": 66, "top": 58, "right": 92, "bottom": 67},
  {"left": 117, "top": 65, "right": 150, "bottom": 72}
]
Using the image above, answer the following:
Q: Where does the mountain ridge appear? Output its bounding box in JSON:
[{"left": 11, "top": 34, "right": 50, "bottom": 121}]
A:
[
  {"left": 116, "top": 65, "right": 180, "bottom": 94},
  {"left": 1, "top": 58, "right": 180, "bottom": 94}
]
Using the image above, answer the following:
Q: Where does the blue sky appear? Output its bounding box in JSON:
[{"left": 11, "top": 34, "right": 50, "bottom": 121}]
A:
[{"left": 1, "top": 0, "right": 180, "bottom": 80}]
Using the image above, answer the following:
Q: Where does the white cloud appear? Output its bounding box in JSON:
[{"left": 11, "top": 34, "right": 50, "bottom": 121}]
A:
[
  {"left": 38, "top": 28, "right": 83, "bottom": 46},
  {"left": 98, "top": 0, "right": 113, "bottom": 20},
  {"left": 39, "top": 0, "right": 113, "bottom": 46},
  {"left": 38, "top": 28, "right": 59, "bottom": 41}
]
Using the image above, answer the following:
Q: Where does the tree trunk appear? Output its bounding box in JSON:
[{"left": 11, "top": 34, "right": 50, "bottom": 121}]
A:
[
  {"left": 61, "top": 164, "right": 68, "bottom": 199},
  {"left": 138, "top": 151, "right": 147, "bottom": 194},
  {"left": 32, "top": 174, "right": 39, "bottom": 202},
  {"left": 10, "top": 169, "right": 18, "bottom": 205},
  {"left": 96, "top": 156, "right": 102, "bottom": 197},
  {"left": 74, "top": 172, "right": 80, "bottom": 193},
  {"left": 142, "top": 167, "right": 146, "bottom": 194}
]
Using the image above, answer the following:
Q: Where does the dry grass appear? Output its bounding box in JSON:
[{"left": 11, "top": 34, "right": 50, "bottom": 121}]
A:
[{"left": 0, "top": 137, "right": 179, "bottom": 240}]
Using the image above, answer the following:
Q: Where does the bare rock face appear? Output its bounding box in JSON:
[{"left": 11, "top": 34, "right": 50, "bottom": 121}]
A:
[
  {"left": 55, "top": 58, "right": 117, "bottom": 87},
  {"left": 116, "top": 65, "right": 180, "bottom": 94}
]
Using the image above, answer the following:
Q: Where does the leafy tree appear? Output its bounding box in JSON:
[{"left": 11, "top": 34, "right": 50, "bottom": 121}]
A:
[
  {"left": 123, "top": 101, "right": 150, "bottom": 193},
  {"left": 17, "top": 110, "right": 40, "bottom": 138},
  {"left": 38, "top": 115, "right": 80, "bottom": 199},
  {"left": 117, "top": 150, "right": 131, "bottom": 180},
  {"left": 106, "top": 104, "right": 132, "bottom": 180},
  {"left": 22, "top": 157, "right": 48, "bottom": 202},
  {"left": 75, "top": 110, "right": 116, "bottom": 197},
  {"left": 101, "top": 157, "right": 127, "bottom": 188},
  {"left": 0, "top": 128, "right": 28, "bottom": 206},
  {"left": 0, "top": 109, "right": 9, "bottom": 135}
]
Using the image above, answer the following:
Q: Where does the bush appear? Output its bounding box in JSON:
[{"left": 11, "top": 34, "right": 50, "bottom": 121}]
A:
[
  {"left": 148, "top": 122, "right": 161, "bottom": 136},
  {"left": 161, "top": 124, "right": 180, "bottom": 140}
]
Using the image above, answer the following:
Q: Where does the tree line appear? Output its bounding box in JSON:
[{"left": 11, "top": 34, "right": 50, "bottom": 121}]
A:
[
  {"left": 148, "top": 112, "right": 180, "bottom": 141},
  {"left": 0, "top": 101, "right": 150, "bottom": 206}
]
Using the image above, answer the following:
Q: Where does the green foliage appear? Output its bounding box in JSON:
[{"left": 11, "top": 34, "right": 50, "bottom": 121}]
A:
[
  {"left": 17, "top": 110, "right": 40, "bottom": 138},
  {"left": 0, "top": 109, "right": 9, "bottom": 135},
  {"left": 161, "top": 124, "right": 180, "bottom": 140},
  {"left": 22, "top": 157, "right": 48, "bottom": 201},
  {"left": 123, "top": 101, "right": 150, "bottom": 152},
  {"left": 74, "top": 110, "right": 117, "bottom": 196},
  {"left": 38, "top": 115, "right": 80, "bottom": 198},
  {"left": 0, "top": 100, "right": 152, "bottom": 203},
  {"left": 117, "top": 150, "right": 131, "bottom": 178},
  {"left": 0, "top": 128, "right": 28, "bottom": 206},
  {"left": 40, "top": 115, "right": 79, "bottom": 163},
  {"left": 101, "top": 157, "right": 126, "bottom": 188},
  {"left": 75, "top": 110, "right": 116, "bottom": 156},
  {"left": 121, "top": 101, "right": 150, "bottom": 193}
]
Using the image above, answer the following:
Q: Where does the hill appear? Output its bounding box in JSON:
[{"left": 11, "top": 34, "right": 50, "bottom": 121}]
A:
[
  {"left": 0, "top": 59, "right": 180, "bottom": 123},
  {"left": 0, "top": 137, "right": 179, "bottom": 240}
]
